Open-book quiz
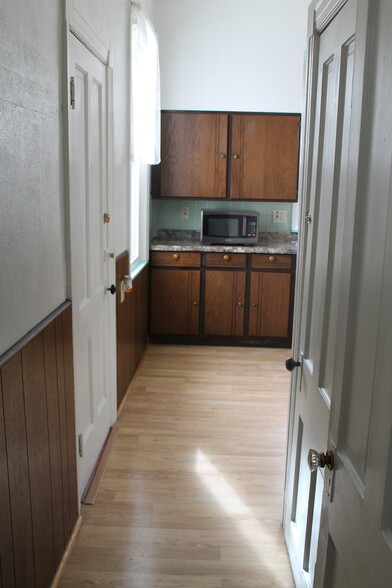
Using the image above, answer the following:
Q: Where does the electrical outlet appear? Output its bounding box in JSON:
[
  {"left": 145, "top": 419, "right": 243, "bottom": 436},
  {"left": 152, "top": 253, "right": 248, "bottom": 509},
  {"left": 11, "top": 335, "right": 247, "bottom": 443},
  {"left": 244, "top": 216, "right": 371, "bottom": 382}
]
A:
[
  {"left": 273, "top": 210, "right": 287, "bottom": 223},
  {"left": 180, "top": 206, "right": 189, "bottom": 220}
]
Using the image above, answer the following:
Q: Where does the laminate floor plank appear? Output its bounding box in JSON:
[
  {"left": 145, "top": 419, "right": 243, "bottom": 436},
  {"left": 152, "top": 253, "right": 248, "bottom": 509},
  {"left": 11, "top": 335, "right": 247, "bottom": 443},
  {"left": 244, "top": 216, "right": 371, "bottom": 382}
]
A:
[{"left": 60, "top": 344, "right": 294, "bottom": 587}]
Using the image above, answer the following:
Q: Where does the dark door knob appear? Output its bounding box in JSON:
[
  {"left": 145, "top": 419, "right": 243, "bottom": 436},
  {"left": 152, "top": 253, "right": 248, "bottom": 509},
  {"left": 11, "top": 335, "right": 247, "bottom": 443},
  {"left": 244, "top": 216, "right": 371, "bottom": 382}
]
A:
[
  {"left": 285, "top": 356, "right": 301, "bottom": 371},
  {"left": 106, "top": 284, "right": 116, "bottom": 295}
]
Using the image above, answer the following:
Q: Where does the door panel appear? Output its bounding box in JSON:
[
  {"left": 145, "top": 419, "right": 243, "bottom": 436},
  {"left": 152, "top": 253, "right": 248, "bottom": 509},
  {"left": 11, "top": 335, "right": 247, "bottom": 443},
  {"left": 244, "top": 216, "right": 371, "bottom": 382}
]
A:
[
  {"left": 284, "top": 1, "right": 359, "bottom": 585},
  {"left": 249, "top": 272, "right": 291, "bottom": 337},
  {"left": 68, "top": 33, "right": 113, "bottom": 500},
  {"left": 160, "top": 112, "right": 228, "bottom": 198},
  {"left": 230, "top": 114, "right": 300, "bottom": 200},
  {"left": 150, "top": 269, "right": 200, "bottom": 335},
  {"left": 204, "top": 270, "right": 245, "bottom": 335},
  {"left": 285, "top": 0, "right": 392, "bottom": 586}
]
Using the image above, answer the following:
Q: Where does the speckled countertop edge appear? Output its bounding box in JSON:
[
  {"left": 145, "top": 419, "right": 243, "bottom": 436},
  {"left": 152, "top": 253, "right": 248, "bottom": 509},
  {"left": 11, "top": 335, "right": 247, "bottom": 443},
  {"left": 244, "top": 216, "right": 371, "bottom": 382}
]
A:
[{"left": 150, "top": 230, "right": 298, "bottom": 255}]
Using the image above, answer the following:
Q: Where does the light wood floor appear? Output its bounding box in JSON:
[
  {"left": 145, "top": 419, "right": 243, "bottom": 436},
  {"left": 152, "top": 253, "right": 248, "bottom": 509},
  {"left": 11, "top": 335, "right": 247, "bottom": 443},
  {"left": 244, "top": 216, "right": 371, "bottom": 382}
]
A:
[{"left": 60, "top": 344, "right": 294, "bottom": 587}]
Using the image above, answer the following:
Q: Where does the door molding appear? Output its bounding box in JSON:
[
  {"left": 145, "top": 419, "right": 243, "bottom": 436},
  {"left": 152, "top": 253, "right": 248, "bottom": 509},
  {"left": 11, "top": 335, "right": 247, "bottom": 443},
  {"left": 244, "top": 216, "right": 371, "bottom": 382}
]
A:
[
  {"left": 314, "top": 0, "right": 349, "bottom": 32},
  {"left": 66, "top": 0, "right": 110, "bottom": 65}
]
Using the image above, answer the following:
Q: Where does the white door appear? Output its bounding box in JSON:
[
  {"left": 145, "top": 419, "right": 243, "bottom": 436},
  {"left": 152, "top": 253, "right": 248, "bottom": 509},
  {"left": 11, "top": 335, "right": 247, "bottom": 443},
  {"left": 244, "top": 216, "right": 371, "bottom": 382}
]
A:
[
  {"left": 68, "top": 33, "right": 116, "bottom": 500},
  {"left": 283, "top": 0, "right": 390, "bottom": 585}
]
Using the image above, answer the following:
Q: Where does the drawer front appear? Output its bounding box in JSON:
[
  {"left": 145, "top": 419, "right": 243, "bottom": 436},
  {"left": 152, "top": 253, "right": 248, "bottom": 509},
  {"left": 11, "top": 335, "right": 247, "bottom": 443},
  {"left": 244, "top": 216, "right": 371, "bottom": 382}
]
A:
[
  {"left": 205, "top": 252, "right": 247, "bottom": 268},
  {"left": 150, "top": 251, "right": 201, "bottom": 267},
  {"left": 251, "top": 254, "right": 293, "bottom": 270}
]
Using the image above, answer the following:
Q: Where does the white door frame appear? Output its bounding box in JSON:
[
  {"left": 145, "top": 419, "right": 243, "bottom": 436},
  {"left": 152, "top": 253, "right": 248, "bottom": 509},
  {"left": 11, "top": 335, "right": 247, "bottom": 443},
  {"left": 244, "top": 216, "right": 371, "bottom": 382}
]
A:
[{"left": 64, "top": 11, "right": 117, "bottom": 501}]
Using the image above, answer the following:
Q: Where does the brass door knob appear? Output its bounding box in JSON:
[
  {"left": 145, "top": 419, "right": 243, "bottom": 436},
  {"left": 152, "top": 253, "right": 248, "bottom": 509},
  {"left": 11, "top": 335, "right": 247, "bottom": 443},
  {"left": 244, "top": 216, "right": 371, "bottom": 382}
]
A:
[
  {"left": 308, "top": 449, "right": 334, "bottom": 471},
  {"left": 223, "top": 254, "right": 230, "bottom": 261},
  {"left": 172, "top": 253, "right": 180, "bottom": 260}
]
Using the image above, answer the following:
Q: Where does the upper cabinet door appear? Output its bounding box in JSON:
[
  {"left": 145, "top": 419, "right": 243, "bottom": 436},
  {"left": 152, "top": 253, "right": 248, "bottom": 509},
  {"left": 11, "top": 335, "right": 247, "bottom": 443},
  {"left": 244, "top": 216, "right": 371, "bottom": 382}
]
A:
[
  {"left": 230, "top": 114, "right": 300, "bottom": 201},
  {"left": 160, "top": 112, "right": 228, "bottom": 198}
]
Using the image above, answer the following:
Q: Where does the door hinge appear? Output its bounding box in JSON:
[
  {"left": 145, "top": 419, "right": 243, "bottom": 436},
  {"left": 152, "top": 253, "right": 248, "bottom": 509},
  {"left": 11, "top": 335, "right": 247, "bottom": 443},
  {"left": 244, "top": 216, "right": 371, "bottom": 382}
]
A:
[
  {"left": 70, "top": 76, "right": 76, "bottom": 110},
  {"left": 78, "top": 433, "right": 83, "bottom": 457}
]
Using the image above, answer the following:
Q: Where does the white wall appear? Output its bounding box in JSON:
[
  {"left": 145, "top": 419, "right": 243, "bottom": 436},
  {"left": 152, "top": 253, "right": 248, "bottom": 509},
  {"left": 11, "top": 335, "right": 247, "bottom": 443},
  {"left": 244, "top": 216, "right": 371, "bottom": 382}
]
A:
[
  {"left": 153, "top": 0, "right": 310, "bottom": 112},
  {"left": 0, "top": 0, "right": 67, "bottom": 355}
]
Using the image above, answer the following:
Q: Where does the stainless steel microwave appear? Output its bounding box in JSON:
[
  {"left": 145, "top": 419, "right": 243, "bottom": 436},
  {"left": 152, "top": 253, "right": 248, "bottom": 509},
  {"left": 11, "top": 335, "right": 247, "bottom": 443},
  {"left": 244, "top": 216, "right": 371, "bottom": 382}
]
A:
[{"left": 200, "top": 210, "right": 259, "bottom": 245}]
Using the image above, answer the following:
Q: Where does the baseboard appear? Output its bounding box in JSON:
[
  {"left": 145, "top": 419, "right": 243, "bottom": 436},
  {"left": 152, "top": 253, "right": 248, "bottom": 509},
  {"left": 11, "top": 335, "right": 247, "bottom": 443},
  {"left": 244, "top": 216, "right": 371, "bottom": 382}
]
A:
[
  {"left": 117, "top": 345, "right": 149, "bottom": 419},
  {"left": 50, "top": 515, "right": 83, "bottom": 588},
  {"left": 81, "top": 426, "right": 119, "bottom": 505}
]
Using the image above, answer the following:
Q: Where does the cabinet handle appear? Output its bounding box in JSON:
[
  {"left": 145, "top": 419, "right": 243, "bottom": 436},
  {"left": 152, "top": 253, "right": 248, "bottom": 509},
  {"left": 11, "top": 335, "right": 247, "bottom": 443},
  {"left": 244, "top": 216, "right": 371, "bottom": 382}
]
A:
[
  {"left": 223, "top": 254, "right": 230, "bottom": 261},
  {"left": 238, "top": 301, "right": 244, "bottom": 307},
  {"left": 172, "top": 253, "right": 180, "bottom": 260},
  {"left": 220, "top": 154, "right": 226, "bottom": 159},
  {"left": 233, "top": 154, "right": 240, "bottom": 159},
  {"left": 268, "top": 256, "right": 275, "bottom": 262}
]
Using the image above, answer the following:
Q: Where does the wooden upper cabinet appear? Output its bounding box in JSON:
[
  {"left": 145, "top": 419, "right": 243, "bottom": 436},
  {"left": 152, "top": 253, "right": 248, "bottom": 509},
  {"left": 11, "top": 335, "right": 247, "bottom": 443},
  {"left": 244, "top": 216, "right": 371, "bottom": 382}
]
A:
[
  {"left": 230, "top": 114, "right": 300, "bottom": 201},
  {"left": 155, "top": 111, "right": 300, "bottom": 201},
  {"left": 160, "top": 112, "right": 228, "bottom": 198}
]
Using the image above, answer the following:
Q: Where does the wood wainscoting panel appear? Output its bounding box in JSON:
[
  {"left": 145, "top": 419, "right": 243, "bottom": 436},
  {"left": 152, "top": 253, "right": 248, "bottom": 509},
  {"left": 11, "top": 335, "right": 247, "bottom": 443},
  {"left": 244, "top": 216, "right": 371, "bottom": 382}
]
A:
[
  {"left": 116, "top": 252, "right": 149, "bottom": 410},
  {"left": 0, "top": 301, "right": 78, "bottom": 588}
]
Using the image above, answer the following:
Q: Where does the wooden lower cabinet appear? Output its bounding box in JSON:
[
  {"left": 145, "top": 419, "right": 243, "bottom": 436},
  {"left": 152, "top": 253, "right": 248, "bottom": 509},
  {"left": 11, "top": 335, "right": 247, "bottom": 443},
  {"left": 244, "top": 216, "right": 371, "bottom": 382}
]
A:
[
  {"left": 150, "top": 251, "right": 295, "bottom": 347},
  {"left": 249, "top": 271, "right": 291, "bottom": 337},
  {"left": 204, "top": 270, "right": 246, "bottom": 336},
  {"left": 150, "top": 268, "right": 200, "bottom": 335}
]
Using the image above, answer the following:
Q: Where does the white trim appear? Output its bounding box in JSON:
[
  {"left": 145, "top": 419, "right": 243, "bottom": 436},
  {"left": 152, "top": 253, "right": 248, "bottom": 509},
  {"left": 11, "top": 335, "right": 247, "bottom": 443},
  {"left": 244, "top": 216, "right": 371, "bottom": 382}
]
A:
[
  {"left": 66, "top": 0, "right": 109, "bottom": 65},
  {"left": 314, "top": 0, "right": 349, "bottom": 33}
]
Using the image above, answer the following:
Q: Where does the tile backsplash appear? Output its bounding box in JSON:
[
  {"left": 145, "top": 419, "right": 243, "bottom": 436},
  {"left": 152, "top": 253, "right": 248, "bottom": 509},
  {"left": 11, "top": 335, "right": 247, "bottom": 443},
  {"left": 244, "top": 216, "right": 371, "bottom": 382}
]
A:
[{"left": 150, "top": 199, "right": 294, "bottom": 237}]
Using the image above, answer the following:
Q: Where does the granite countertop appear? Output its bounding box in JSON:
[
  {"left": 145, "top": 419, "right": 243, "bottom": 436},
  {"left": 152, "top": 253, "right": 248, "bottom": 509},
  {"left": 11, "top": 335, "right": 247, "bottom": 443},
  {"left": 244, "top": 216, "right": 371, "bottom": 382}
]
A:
[{"left": 150, "top": 230, "right": 298, "bottom": 255}]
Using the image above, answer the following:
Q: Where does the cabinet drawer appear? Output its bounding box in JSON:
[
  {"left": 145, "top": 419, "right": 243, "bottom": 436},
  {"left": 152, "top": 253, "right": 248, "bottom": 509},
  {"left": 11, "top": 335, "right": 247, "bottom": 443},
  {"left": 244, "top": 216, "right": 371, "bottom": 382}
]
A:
[
  {"left": 251, "top": 254, "right": 292, "bottom": 269},
  {"left": 205, "top": 252, "right": 247, "bottom": 268},
  {"left": 151, "top": 251, "right": 201, "bottom": 267}
]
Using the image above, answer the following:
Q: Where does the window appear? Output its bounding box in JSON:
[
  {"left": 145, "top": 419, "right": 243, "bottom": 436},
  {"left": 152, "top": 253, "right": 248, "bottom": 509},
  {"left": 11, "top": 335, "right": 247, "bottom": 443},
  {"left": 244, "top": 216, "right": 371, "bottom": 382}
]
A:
[
  {"left": 130, "top": 4, "right": 160, "bottom": 278},
  {"left": 130, "top": 161, "right": 149, "bottom": 277}
]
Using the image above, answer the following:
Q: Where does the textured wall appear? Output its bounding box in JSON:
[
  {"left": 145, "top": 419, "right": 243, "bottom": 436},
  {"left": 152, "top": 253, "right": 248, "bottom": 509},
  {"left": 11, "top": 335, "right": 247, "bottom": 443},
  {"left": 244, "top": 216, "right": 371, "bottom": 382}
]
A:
[{"left": 0, "top": 0, "right": 67, "bottom": 355}]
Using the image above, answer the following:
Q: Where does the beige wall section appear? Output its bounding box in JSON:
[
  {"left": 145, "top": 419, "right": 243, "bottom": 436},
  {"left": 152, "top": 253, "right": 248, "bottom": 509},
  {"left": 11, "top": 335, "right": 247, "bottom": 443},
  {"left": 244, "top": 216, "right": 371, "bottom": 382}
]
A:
[
  {"left": 0, "top": 0, "right": 67, "bottom": 355},
  {"left": 153, "top": 0, "right": 310, "bottom": 113}
]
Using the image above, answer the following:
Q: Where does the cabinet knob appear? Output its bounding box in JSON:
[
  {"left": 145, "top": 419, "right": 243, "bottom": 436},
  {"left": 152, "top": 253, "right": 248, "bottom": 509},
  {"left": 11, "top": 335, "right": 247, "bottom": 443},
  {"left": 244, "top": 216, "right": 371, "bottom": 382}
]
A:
[
  {"left": 172, "top": 253, "right": 180, "bottom": 260},
  {"left": 193, "top": 301, "right": 198, "bottom": 306},
  {"left": 268, "top": 256, "right": 275, "bottom": 262},
  {"left": 223, "top": 254, "right": 230, "bottom": 261},
  {"left": 220, "top": 154, "right": 226, "bottom": 159},
  {"left": 251, "top": 302, "right": 257, "bottom": 307},
  {"left": 233, "top": 154, "right": 240, "bottom": 159},
  {"left": 238, "top": 301, "right": 244, "bottom": 307}
]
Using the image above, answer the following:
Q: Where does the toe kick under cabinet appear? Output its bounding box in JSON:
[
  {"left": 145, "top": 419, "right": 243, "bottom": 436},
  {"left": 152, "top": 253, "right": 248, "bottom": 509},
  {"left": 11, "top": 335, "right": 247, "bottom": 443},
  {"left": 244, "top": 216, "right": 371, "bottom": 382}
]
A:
[{"left": 150, "top": 250, "right": 296, "bottom": 348}]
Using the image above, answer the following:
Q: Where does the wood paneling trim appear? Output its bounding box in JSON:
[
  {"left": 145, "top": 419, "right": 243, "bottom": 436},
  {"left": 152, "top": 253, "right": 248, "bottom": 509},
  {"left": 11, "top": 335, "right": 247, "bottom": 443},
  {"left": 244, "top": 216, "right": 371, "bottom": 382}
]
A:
[
  {"left": 0, "top": 302, "right": 78, "bottom": 588},
  {"left": 116, "top": 252, "right": 149, "bottom": 409}
]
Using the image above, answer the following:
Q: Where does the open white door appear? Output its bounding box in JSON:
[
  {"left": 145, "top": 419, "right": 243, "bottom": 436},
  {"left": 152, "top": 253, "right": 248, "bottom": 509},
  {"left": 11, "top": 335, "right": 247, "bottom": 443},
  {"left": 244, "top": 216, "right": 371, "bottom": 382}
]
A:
[
  {"left": 284, "top": 0, "right": 392, "bottom": 585},
  {"left": 68, "top": 32, "right": 116, "bottom": 501}
]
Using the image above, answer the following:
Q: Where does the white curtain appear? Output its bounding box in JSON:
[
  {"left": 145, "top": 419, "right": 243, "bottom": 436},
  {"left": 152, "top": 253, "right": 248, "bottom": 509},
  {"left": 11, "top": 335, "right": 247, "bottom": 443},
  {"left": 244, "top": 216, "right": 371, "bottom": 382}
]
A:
[{"left": 130, "top": 3, "right": 161, "bottom": 165}]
